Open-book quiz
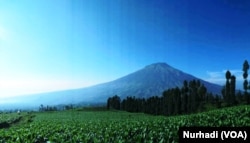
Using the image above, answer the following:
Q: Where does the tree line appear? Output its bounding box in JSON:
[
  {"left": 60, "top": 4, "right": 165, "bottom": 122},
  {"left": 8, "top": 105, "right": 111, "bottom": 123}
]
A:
[
  {"left": 39, "top": 104, "right": 74, "bottom": 112},
  {"left": 107, "top": 80, "right": 218, "bottom": 115},
  {"left": 107, "top": 60, "right": 250, "bottom": 116}
]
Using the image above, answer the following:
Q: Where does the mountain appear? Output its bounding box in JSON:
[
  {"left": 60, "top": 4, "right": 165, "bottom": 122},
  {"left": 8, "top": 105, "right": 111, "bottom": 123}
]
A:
[
  {"left": 0, "top": 63, "right": 222, "bottom": 109},
  {"left": 76, "top": 63, "right": 222, "bottom": 101}
]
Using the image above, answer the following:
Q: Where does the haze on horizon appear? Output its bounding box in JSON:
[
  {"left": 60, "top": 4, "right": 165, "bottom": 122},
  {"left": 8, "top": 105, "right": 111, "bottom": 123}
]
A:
[{"left": 0, "top": 0, "right": 250, "bottom": 98}]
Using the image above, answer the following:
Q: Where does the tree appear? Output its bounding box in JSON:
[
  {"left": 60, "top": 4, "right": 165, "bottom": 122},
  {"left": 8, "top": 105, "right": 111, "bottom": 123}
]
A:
[
  {"left": 181, "top": 80, "right": 188, "bottom": 114},
  {"left": 225, "top": 70, "right": 231, "bottom": 104},
  {"left": 215, "top": 95, "right": 222, "bottom": 108},
  {"left": 188, "top": 80, "right": 197, "bottom": 112},
  {"left": 242, "top": 60, "right": 250, "bottom": 104},
  {"left": 106, "top": 95, "right": 121, "bottom": 110},
  {"left": 188, "top": 80, "right": 202, "bottom": 112},
  {"left": 221, "top": 86, "right": 225, "bottom": 102},
  {"left": 198, "top": 84, "right": 207, "bottom": 110},
  {"left": 173, "top": 87, "right": 181, "bottom": 115},
  {"left": 167, "top": 89, "right": 174, "bottom": 115},
  {"left": 107, "top": 97, "right": 111, "bottom": 109},
  {"left": 162, "top": 90, "right": 169, "bottom": 115},
  {"left": 39, "top": 104, "right": 44, "bottom": 112},
  {"left": 229, "top": 75, "right": 236, "bottom": 105},
  {"left": 236, "top": 91, "right": 243, "bottom": 104}
]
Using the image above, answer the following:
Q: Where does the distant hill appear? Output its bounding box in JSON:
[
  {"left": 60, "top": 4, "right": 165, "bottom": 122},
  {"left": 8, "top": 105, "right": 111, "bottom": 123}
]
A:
[{"left": 0, "top": 63, "right": 223, "bottom": 109}]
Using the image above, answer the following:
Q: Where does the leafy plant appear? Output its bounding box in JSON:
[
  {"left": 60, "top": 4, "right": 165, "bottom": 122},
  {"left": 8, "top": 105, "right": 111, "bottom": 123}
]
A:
[{"left": 0, "top": 105, "right": 249, "bottom": 142}]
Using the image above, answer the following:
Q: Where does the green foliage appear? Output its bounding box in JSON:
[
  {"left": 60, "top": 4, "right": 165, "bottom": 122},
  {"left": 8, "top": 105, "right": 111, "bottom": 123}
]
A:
[
  {"left": 107, "top": 95, "right": 121, "bottom": 110},
  {"left": 0, "top": 105, "right": 249, "bottom": 142},
  {"left": 0, "top": 113, "right": 20, "bottom": 124},
  {"left": 119, "top": 80, "right": 209, "bottom": 116}
]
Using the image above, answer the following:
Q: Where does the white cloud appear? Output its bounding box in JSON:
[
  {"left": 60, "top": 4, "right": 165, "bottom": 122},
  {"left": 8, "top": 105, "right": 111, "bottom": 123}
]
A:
[
  {"left": 206, "top": 71, "right": 223, "bottom": 78},
  {"left": 224, "top": 69, "right": 244, "bottom": 81},
  {"left": 205, "top": 69, "right": 244, "bottom": 89},
  {"left": 222, "top": 69, "right": 242, "bottom": 74}
]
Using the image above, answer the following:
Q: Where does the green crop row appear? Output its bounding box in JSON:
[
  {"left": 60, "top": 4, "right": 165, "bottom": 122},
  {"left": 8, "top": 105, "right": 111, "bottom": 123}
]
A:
[
  {"left": 0, "top": 113, "right": 21, "bottom": 124},
  {"left": 0, "top": 105, "right": 249, "bottom": 143}
]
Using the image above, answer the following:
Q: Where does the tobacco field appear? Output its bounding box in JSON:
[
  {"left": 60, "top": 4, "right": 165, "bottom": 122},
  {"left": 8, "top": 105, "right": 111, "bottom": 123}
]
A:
[{"left": 0, "top": 105, "right": 249, "bottom": 143}]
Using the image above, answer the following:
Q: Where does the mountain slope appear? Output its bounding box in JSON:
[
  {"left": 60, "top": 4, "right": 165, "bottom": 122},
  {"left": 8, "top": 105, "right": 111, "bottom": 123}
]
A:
[
  {"left": 1, "top": 63, "right": 223, "bottom": 108},
  {"left": 78, "top": 63, "right": 222, "bottom": 102}
]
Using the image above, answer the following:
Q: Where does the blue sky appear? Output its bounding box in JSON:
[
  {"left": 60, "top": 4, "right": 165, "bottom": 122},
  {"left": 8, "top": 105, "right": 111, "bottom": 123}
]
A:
[{"left": 0, "top": 0, "right": 250, "bottom": 97}]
